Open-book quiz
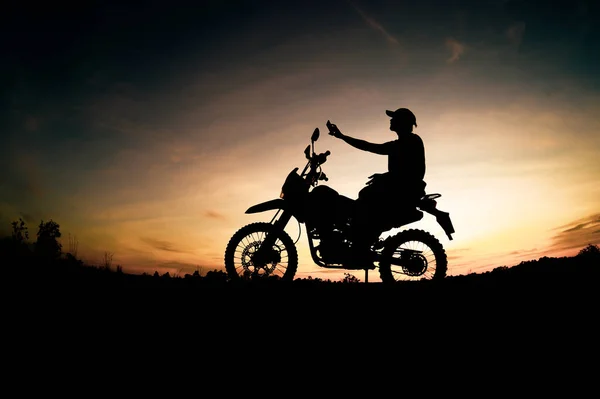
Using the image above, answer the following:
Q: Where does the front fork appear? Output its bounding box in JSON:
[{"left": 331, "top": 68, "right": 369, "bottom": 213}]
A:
[{"left": 252, "top": 210, "right": 293, "bottom": 266}]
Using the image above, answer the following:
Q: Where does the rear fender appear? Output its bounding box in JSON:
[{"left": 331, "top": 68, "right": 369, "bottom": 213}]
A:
[{"left": 421, "top": 207, "right": 455, "bottom": 240}]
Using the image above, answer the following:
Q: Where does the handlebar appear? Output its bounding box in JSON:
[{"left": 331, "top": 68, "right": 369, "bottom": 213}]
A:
[
  {"left": 301, "top": 126, "right": 333, "bottom": 182},
  {"left": 315, "top": 150, "right": 330, "bottom": 165}
]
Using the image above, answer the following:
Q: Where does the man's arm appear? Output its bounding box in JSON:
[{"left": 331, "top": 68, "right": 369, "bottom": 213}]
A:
[
  {"left": 340, "top": 135, "right": 388, "bottom": 155},
  {"left": 329, "top": 123, "right": 389, "bottom": 155}
]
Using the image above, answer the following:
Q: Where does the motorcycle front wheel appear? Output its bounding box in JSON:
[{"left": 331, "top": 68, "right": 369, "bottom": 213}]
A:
[
  {"left": 224, "top": 222, "right": 298, "bottom": 281},
  {"left": 378, "top": 228, "right": 447, "bottom": 284}
]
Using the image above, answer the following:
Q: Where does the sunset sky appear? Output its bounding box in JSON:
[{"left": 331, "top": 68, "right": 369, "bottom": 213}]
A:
[{"left": 2, "top": 0, "right": 599, "bottom": 280}]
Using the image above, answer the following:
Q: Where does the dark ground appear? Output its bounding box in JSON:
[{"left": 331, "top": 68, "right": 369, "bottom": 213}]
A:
[
  {"left": 4, "top": 253, "right": 599, "bottom": 389},
  {"left": 7, "top": 254, "right": 599, "bottom": 329}
]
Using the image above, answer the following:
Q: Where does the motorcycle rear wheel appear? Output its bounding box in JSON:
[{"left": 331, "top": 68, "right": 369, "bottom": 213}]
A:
[
  {"left": 378, "top": 228, "right": 447, "bottom": 283},
  {"left": 224, "top": 222, "right": 298, "bottom": 281}
]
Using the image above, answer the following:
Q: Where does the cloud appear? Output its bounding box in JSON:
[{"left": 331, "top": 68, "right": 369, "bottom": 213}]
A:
[
  {"left": 140, "top": 237, "right": 191, "bottom": 253},
  {"left": 351, "top": 3, "right": 399, "bottom": 45},
  {"left": 204, "top": 210, "right": 227, "bottom": 220},
  {"left": 506, "top": 22, "right": 526, "bottom": 47},
  {"left": 77, "top": 81, "right": 170, "bottom": 143},
  {"left": 546, "top": 213, "right": 600, "bottom": 254},
  {"left": 445, "top": 38, "right": 465, "bottom": 63},
  {"left": 506, "top": 248, "right": 545, "bottom": 262},
  {"left": 446, "top": 247, "right": 471, "bottom": 261},
  {"left": 555, "top": 215, "right": 600, "bottom": 232},
  {"left": 509, "top": 248, "right": 538, "bottom": 256},
  {"left": 563, "top": 223, "right": 589, "bottom": 233}
]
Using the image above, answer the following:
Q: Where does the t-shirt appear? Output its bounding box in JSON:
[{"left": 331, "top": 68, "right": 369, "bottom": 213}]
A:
[{"left": 381, "top": 133, "right": 426, "bottom": 184}]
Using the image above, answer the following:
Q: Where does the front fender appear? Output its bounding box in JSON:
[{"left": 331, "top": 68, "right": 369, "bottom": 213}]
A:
[{"left": 245, "top": 199, "right": 289, "bottom": 214}]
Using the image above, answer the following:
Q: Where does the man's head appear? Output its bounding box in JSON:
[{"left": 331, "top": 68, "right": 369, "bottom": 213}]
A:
[{"left": 386, "top": 108, "right": 417, "bottom": 134}]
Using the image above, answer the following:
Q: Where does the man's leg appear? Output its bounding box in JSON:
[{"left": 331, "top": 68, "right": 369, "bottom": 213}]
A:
[{"left": 348, "top": 197, "right": 381, "bottom": 269}]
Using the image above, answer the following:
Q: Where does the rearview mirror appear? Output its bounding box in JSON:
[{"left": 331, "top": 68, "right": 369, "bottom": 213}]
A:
[
  {"left": 311, "top": 128, "right": 320, "bottom": 142},
  {"left": 304, "top": 145, "right": 311, "bottom": 159}
]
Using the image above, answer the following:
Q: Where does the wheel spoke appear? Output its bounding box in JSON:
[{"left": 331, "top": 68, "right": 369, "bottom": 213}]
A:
[
  {"left": 224, "top": 223, "right": 299, "bottom": 281},
  {"left": 378, "top": 229, "right": 447, "bottom": 283}
]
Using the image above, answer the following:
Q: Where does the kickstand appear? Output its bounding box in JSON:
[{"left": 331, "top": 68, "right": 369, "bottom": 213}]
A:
[{"left": 364, "top": 268, "right": 368, "bottom": 283}]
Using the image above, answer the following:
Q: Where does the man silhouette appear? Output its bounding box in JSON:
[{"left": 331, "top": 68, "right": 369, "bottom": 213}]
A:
[{"left": 328, "top": 108, "right": 427, "bottom": 268}]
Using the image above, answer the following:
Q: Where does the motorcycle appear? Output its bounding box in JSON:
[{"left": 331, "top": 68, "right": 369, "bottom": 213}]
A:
[{"left": 224, "top": 122, "right": 455, "bottom": 283}]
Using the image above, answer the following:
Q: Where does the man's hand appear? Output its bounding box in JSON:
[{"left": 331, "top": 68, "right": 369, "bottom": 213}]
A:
[
  {"left": 328, "top": 122, "right": 343, "bottom": 138},
  {"left": 366, "top": 173, "right": 384, "bottom": 185}
]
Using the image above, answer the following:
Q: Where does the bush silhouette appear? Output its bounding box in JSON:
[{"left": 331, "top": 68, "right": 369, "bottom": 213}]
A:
[
  {"left": 34, "top": 219, "right": 62, "bottom": 261},
  {"left": 204, "top": 269, "right": 229, "bottom": 283},
  {"left": 3, "top": 217, "right": 32, "bottom": 258}
]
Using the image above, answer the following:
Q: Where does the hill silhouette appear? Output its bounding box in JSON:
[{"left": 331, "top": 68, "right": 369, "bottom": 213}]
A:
[
  {"left": 3, "top": 218, "right": 598, "bottom": 295},
  {"left": 4, "top": 225, "right": 598, "bottom": 380},
  {"left": 5, "top": 236, "right": 598, "bottom": 308},
  {"left": 3, "top": 217, "right": 598, "bottom": 339}
]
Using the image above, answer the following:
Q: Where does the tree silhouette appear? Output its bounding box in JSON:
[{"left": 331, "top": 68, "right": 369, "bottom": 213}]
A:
[
  {"left": 11, "top": 218, "right": 29, "bottom": 243},
  {"left": 578, "top": 244, "right": 600, "bottom": 259},
  {"left": 35, "top": 219, "right": 62, "bottom": 260}
]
